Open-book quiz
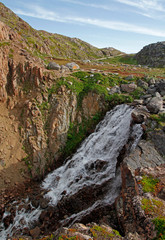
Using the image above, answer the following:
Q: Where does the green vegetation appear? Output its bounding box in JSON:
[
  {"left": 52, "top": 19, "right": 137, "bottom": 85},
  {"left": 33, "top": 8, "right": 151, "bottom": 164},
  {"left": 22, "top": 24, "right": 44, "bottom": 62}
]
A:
[
  {"left": 22, "top": 155, "right": 32, "bottom": 173},
  {"left": 37, "top": 101, "right": 50, "bottom": 118},
  {"left": 130, "top": 87, "right": 144, "bottom": 99},
  {"left": 108, "top": 93, "right": 133, "bottom": 107},
  {"left": 102, "top": 54, "right": 137, "bottom": 65},
  {"left": 150, "top": 113, "right": 165, "bottom": 125},
  {"left": 140, "top": 175, "right": 160, "bottom": 193},
  {"left": 141, "top": 198, "right": 163, "bottom": 216},
  {"left": 153, "top": 217, "right": 165, "bottom": 240},
  {"left": 62, "top": 112, "right": 103, "bottom": 158},
  {"left": 0, "top": 41, "right": 10, "bottom": 47},
  {"left": 90, "top": 225, "right": 121, "bottom": 239},
  {"left": 141, "top": 197, "right": 165, "bottom": 239}
]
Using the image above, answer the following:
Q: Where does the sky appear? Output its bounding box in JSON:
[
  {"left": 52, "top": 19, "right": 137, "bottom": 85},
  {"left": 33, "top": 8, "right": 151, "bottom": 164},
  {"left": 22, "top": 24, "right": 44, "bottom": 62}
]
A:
[{"left": 2, "top": 0, "right": 165, "bottom": 53}]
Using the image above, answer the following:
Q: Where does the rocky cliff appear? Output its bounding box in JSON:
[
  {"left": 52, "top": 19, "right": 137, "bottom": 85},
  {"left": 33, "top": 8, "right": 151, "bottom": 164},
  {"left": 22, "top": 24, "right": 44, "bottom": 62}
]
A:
[{"left": 135, "top": 41, "right": 165, "bottom": 67}]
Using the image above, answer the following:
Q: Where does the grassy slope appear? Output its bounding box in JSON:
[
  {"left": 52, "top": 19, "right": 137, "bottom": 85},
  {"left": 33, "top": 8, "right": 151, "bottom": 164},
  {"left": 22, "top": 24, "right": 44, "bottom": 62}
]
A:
[{"left": 0, "top": 3, "right": 123, "bottom": 61}]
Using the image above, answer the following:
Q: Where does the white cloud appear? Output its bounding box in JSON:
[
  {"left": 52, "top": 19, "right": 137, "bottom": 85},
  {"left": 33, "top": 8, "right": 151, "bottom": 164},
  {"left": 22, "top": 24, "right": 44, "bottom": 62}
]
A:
[
  {"left": 14, "top": 5, "right": 165, "bottom": 37},
  {"left": 116, "top": 0, "right": 165, "bottom": 12},
  {"left": 60, "top": 0, "right": 115, "bottom": 11},
  {"left": 14, "top": 6, "right": 67, "bottom": 22}
]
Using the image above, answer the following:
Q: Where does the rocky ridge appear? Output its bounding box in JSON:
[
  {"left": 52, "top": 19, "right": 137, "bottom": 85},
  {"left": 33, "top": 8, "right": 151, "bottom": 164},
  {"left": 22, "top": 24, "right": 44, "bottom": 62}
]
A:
[
  {"left": 0, "top": 3, "right": 123, "bottom": 62},
  {"left": 135, "top": 41, "right": 165, "bottom": 67}
]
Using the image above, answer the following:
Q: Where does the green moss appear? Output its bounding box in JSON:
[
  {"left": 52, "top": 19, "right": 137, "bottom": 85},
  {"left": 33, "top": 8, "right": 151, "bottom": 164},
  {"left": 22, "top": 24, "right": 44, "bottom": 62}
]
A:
[
  {"left": 150, "top": 113, "right": 165, "bottom": 124},
  {"left": 141, "top": 198, "right": 164, "bottom": 216},
  {"left": 153, "top": 217, "right": 165, "bottom": 240},
  {"left": 102, "top": 54, "right": 137, "bottom": 65},
  {"left": 22, "top": 156, "right": 32, "bottom": 172},
  {"left": 90, "top": 225, "right": 121, "bottom": 239},
  {"left": 112, "top": 229, "right": 121, "bottom": 237},
  {"left": 108, "top": 93, "right": 133, "bottom": 106},
  {"left": 130, "top": 87, "right": 144, "bottom": 99},
  {"left": 0, "top": 41, "right": 10, "bottom": 47},
  {"left": 62, "top": 112, "right": 103, "bottom": 158},
  {"left": 140, "top": 175, "right": 160, "bottom": 193}
]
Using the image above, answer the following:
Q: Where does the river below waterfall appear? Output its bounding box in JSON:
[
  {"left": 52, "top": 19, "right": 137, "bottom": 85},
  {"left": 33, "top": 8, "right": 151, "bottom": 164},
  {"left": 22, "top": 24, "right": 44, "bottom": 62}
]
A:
[{"left": 0, "top": 104, "right": 143, "bottom": 239}]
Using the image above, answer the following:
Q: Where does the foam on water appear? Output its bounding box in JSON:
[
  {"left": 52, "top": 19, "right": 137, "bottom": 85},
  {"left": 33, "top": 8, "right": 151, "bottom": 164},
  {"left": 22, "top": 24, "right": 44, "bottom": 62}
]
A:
[{"left": 42, "top": 104, "right": 135, "bottom": 205}]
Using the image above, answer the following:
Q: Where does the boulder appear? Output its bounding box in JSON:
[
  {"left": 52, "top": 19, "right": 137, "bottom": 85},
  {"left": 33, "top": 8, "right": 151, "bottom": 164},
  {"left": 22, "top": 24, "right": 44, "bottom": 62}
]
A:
[
  {"left": 83, "top": 60, "right": 91, "bottom": 63},
  {"left": 131, "top": 106, "right": 149, "bottom": 123},
  {"left": 137, "top": 79, "right": 148, "bottom": 90},
  {"left": 47, "top": 62, "right": 60, "bottom": 70},
  {"left": 30, "top": 226, "right": 40, "bottom": 239},
  {"left": 121, "top": 83, "right": 137, "bottom": 93},
  {"left": 65, "top": 62, "right": 80, "bottom": 71},
  {"left": 109, "top": 86, "right": 121, "bottom": 95},
  {"left": 146, "top": 97, "right": 163, "bottom": 113},
  {"left": 61, "top": 65, "right": 70, "bottom": 73},
  {"left": 125, "top": 75, "right": 134, "bottom": 80}
]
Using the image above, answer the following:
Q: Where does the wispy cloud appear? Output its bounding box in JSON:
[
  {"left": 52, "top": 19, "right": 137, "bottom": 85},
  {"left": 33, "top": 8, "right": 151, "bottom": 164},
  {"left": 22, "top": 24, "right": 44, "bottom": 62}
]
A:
[
  {"left": 61, "top": 0, "right": 115, "bottom": 11},
  {"left": 14, "top": 5, "right": 165, "bottom": 37},
  {"left": 14, "top": 6, "right": 67, "bottom": 22},
  {"left": 116, "top": 0, "right": 165, "bottom": 12}
]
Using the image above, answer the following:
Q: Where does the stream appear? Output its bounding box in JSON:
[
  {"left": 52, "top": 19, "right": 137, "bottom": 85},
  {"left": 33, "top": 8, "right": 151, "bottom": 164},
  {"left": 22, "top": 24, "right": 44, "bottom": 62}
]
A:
[{"left": 0, "top": 104, "right": 143, "bottom": 239}]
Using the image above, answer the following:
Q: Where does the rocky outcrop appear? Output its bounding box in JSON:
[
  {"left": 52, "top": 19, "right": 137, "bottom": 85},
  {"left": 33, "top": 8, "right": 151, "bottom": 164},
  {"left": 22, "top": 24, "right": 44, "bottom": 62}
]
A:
[
  {"left": 135, "top": 41, "right": 165, "bottom": 67},
  {"left": 146, "top": 96, "right": 163, "bottom": 113},
  {"left": 0, "top": 56, "right": 108, "bottom": 179}
]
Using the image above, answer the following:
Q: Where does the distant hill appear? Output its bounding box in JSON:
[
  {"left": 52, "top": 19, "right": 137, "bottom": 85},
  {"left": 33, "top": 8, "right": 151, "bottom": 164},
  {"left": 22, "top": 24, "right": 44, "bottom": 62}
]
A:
[
  {"left": 0, "top": 2, "right": 123, "bottom": 62},
  {"left": 135, "top": 41, "right": 165, "bottom": 67}
]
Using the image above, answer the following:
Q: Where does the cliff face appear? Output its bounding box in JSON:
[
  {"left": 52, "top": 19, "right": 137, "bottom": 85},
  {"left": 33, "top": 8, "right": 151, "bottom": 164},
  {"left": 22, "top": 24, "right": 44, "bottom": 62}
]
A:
[
  {"left": 135, "top": 41, "right": 165, "bottom": 67},
  {"left": 0, "top": 17, "right": 110, "bottom": 188}
]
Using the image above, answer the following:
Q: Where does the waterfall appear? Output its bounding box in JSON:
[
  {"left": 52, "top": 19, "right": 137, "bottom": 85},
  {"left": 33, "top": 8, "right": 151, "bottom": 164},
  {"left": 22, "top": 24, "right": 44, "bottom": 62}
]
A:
[
  {"left": 0, "top": 104, "right": 143, "bottom": 239},
  {"left": 42, "top": 104, "right": 134, "bottom": 204}
]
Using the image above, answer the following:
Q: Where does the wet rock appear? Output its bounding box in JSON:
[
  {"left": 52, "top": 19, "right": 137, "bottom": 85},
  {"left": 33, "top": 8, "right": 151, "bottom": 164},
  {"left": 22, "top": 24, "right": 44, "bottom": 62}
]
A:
[
  {"left": 149, "top": 130, "right": 165, "bottom": 156},
  {"left": 146, "top": 97, "right": 163, "bottom": 113},
  {"left": 29, "top": 226, "right": 40, "bottom": 239},
  {"left": 131, "top": 106, "right": 149, "bottom": 123},
  {"left": 47, "top": 62, "right": 60, "bottom": 70},
  {"left": 123, "top": 140, "right": 165, "bottom": 170},
  {"left": 39, "top": 198, "right": 48, "bottom": 209},
  {"left": 3, "top": 214, "right": 14, "bottom": 229},
  {"left": 31, "top": 199, "right": 39, "bottom": 208}
]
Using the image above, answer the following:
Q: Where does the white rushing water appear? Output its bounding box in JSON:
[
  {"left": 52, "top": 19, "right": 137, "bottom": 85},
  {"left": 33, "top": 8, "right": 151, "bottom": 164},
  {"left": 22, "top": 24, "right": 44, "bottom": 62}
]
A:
[
  {"left": 42, "top": 104, "right": 135, "bottom": 205},
  {"left": 0, "top": 104, "right": 143, "bottom": 239}
]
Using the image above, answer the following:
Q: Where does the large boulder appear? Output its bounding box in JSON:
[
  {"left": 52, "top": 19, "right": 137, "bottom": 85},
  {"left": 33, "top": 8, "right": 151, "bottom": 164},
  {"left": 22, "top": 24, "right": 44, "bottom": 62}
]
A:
[
  {"left": 47, "top": 62, "right": 60, "bottom": 70},
  {"left": 121, "top": 83, "right": 137, "bottom": 93},
  {"left": 131, "top": 106, "right": 149, "bottom": 123},
  {"left": 109, "top": 86, "right": 121, "bottom": 95},
  {"left": 65, "top": 62, "right": 80, "bottom": 70},
  {"left": 146, "top": 97, "right": 163, "bottom": 113}
]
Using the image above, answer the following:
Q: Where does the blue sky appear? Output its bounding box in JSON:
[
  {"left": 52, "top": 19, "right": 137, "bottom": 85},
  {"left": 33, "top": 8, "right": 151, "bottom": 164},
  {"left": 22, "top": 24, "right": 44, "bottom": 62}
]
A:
[{"left": 2, "top": 0, "right": 165, "bottom": 53}]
